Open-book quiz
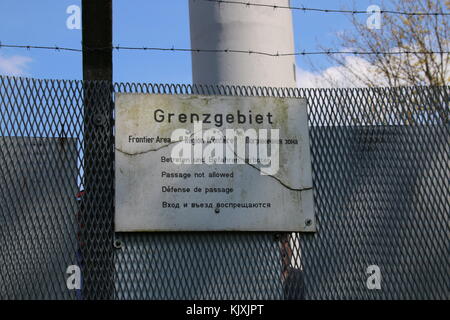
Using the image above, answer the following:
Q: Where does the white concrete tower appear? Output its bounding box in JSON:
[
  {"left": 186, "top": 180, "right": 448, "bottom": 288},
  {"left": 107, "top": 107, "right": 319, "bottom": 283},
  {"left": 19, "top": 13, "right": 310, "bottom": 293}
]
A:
[{"left": 189, "top": 0, "right": 297, "bottom": 88}]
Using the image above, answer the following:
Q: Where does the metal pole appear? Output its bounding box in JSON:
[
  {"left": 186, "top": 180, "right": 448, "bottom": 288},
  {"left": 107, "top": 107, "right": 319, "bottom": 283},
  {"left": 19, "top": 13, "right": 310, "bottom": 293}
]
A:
[{"left": 81, "top": 0, "right": 114, "bottom": 300}]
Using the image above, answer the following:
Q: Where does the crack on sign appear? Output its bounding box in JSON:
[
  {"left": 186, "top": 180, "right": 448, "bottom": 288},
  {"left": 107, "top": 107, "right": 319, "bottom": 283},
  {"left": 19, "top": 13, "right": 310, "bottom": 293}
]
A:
[
  {"left": 116, "top": 132, "right": 313, "bottom": 193},
  {"left": 222, "top": 141, "right": 312, "bottom": 192},
  {"left": 116, "top": 139, "right": 179, "bottom": 157},
  {"left": 244, "top": 161, "right": 313, "bottom": 192}
]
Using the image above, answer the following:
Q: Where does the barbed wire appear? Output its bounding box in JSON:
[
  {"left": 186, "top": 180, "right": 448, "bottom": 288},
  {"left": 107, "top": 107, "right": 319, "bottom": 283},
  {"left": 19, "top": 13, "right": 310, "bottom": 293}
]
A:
[
  {"left": 196, "top": 0, "right": 450, "bottom": 16},
  {"left": 0, "top": 43, "right": 83, "bottom": 52},
  {"left": 0, "top": 42, "right": 448, "bottom": 57}
]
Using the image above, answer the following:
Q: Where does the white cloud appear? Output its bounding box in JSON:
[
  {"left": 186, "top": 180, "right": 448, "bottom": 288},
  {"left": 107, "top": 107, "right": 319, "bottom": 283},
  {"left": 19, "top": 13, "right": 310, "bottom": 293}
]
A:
[
  {"left": 296, "top": 56, "right": 391, "bottom": 125},
  {"left": 296, "top": 55, "right": 388, "bottom": 88},
  {"left": 0, "top": 54, "right": 32, "bottom": 76},
  {"left": 297, "top": 50, "right": 450, "bottom": 88}
]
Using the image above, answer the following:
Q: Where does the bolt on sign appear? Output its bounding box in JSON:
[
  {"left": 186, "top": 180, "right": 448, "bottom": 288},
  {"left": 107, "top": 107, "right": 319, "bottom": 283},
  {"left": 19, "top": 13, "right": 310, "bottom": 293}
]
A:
[{"left": 115, "top": 94, "right": 315, "bottom": 232}]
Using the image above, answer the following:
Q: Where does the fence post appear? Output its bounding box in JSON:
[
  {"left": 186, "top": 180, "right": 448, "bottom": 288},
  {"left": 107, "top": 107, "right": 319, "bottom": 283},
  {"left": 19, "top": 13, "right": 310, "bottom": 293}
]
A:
[{"left": 81, "top": 0, "right": 114, "bottom": 300}]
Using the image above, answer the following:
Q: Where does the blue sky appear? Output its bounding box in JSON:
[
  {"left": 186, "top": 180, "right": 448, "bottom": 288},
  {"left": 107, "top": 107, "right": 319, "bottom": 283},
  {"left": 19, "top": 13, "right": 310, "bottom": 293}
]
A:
[{"left": 0, "top": 0, "right": 377, "bottom": 84}]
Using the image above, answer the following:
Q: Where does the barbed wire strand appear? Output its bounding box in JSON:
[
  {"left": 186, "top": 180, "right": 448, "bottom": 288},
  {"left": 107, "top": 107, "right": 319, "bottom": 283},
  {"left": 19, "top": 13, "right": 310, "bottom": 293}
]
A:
[
  {"left": 196, "top": 0, "right": 450, "bottom": 16},
  {"left": 0, "top": 43, "right": 448, "bottom": 57}
]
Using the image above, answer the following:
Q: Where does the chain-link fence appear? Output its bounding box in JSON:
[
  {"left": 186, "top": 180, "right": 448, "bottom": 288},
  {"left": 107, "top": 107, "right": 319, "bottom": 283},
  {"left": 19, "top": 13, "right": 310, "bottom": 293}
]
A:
[{"left": 0, "top": 76, "right": 448, "bottom": 300}]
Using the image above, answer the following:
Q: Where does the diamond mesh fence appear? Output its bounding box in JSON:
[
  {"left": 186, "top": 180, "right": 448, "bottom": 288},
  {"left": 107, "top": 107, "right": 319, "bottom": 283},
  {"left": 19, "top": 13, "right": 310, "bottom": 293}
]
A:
[{"left": 0, "top": 76, "right": 448, "bottom": 300}]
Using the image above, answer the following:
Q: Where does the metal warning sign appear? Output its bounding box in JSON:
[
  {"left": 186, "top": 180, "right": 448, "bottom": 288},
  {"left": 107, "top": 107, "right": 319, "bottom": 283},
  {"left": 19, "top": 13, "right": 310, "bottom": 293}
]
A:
[{"left": 115, "top": 93, "right": 315, "bottom": 232}]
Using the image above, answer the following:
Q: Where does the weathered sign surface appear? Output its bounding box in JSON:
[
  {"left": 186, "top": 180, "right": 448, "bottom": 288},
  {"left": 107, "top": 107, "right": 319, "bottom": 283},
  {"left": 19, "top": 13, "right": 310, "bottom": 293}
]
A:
[{"left": 115, "top": 94, "right": 315, "bottom": 232}]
